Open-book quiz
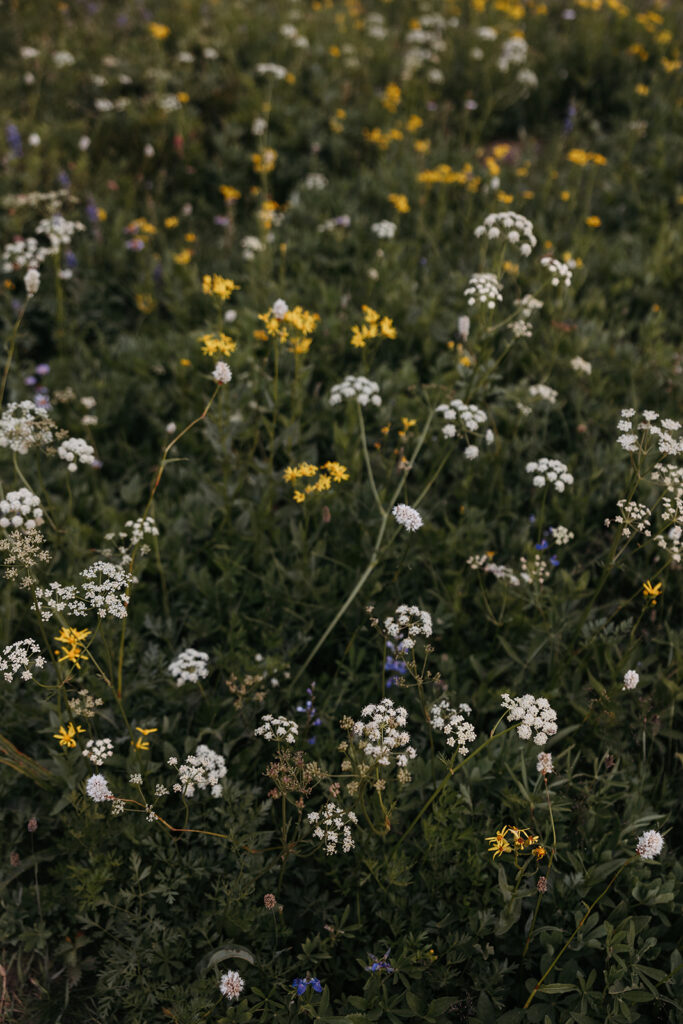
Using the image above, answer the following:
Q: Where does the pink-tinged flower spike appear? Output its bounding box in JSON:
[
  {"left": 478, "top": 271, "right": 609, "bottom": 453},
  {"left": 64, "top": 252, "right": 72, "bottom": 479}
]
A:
[
  {"left": 212, "top": 361, "right": 232, "bottom": 384},
  {"left": 636, "top": 830, "right": 664, "bottom": 860},
  {"left": 219, "top": 970, "right": 245, "bottom": 1000},
  {"left": 392, "top": 504, "right": 423, "bottom": 532}
]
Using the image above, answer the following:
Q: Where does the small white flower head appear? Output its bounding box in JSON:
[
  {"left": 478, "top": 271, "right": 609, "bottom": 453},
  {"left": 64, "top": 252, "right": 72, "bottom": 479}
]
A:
[
  {"left": 24, "top": 267, "right": 41, "bottom": 297},
  {"left": 371, "top": 219, "right": 397, "bottom": 240},
  {"left": 636, "top": 830, "right": 664, "bottom": 860},
  {"left": 436, "top": 398, "right": 488, "bottom": 447},
  {"left": 392, "top": 504, "right": 423, "bottom": 532},
  {"left": 57, "top": 437, "right": 96, "bottom": 472},
  {"left": 83, "top": 738, "right": 114, "bottom": 766},
  {"left": 212, "top": 361, "right": 232, "bottom": 384},
  {"left": 86, "top": 774, "right": 113, "bottom": 802},
  {"left": 168, "top": 648, "right": 209, "bottom": 686},
  {"left": 549, "top": 525, "right": 574, "bottom": 547},
  {"left": 622, "top": 669, "right": 640, "bottom": 691},
  {"left": 271, "top": 297, "right": 289, "bottom": 319},
  {"left": 35, "top": 582, "right": 88, "bottom": 622},
  {"left": 329, "top": 375, "right": 382, "bottom": 408},
  {"left": 536, "top": 751, "right": 553, "bottom": 776},
  {"left": 81, "top": 561, "right": 135, "bottom": 618},
  {"left": 0, "top": 401, "right": 54, "bottom": 454},
  {"left": 525, "top": 457, "right": 573, "bottom": 492},
  {"left": 457, "top": 315, "right": 471, "bottom": 340},
  {"left": 219, "top": 970, "right": 245, "bottom": 1000},
  {"left": 0, "top": 488, "right": 44, "bottom": 531},
  {"left": 254, "top": 714, "right": 298, "bottom": 744},
  {"left": 474, "top": 211, "right": 537, "bottom": 254},
  {"left": 383, "top": 604, "right": 432, "bottom": 650},
  {"left": 0, "top": 638, "right": 45, "bottom": 683},
  {"left": 540, "top": 255, "right": 573, "bottom": 287},
  {"left": 430, "top": 699, "right": 477, "bottom": 755},
  {"left": 254, "top": 62, "right": 289, "bottom": 79},
  {"left": 352, "top": 698, "right": 416, "bottom": 771},
  {"left": 529, "top": 383, "right": 558, "bottom": 405},
  {"left": 174, "top": 745, "right": 227, "bottom": 798},
  {"left": 307, "top": 802, "right": 358, "bottom": 854},
  {"left": 464, "top": 272, "right": 503, "bottom": 309},
  {"left": 571, "top": 358, "right": 591, "bottom": 379},
  {"left": 501, "top": 693, "right": 558, "bottom": 746}
]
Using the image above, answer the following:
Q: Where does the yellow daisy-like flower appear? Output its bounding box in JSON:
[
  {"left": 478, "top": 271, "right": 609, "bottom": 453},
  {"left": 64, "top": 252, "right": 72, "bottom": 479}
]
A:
[
  {"left": 219, "top": 185, "right": 241, "bottom": 202},
  {"left": 54, "top": 627, "right": 91, "bottom": 669},
  {"left": 164, "top": 216, "right": 179, "bottom": 229},
  {"left": 388, "top": 193, "right": 410, "bottom": 214},
  {"left": 53, "top": 721, "right": 86, "bottom": 748},
  {"left": 148, "top": 21, "right": 171, "bottom": 40},
  {"left": 642, "top": 579, "right": 662, "bottom": 605},
  {"left": 585, "top": 216, "right": 602, "bottom": 228},
  {"left": 486, "top": 828, "right": 512, "bottom": 859},
  {"left": 202, "top": 274, "right": 240, "bottom": 301},
  {"left": 173, "top": 248, "right": 193, "bottom": 265}
]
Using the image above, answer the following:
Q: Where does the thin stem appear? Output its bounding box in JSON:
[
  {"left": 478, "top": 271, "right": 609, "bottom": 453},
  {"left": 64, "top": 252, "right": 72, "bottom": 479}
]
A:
[
  {"left": 357, "top": 403, "right": 384, "bottom": 517},
  {"left": 0, "top": 301, "right": 28, "bottom": 408}
]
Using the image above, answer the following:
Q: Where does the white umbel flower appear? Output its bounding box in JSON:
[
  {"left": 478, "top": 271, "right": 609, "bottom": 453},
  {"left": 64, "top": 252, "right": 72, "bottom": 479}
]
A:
[
  {"left": 212, "top": 361, "right": 232, "bottom": 384},
  {"left": 254, "top": 714, "right": 298, "bottom": 743},
  {"left": 168, "top": 648, "right": 209, "bottom": 686},
  {"left": 501, "top": 692, "right": 558, "bottom": 746},
  {"left": 392, "top": 504, "right": 423, "bottom": 532},
  {"left": 636, "top": 830, "right": 664, "bottom": 860},
  {"left": 329, "top": 375, "right": 382, "bottom": 407},
  {"left": 308, "top": 802, "right": 358, "bottom": 854},
  {"left": 86, "top": 774, "right": 113, "bottom": 802},
  {"left": 622, "top": 670, "right": 639, "bottom": 691}
]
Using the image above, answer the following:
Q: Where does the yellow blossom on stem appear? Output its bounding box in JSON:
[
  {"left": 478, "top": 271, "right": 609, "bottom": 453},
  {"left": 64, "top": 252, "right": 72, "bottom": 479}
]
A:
[
  {"left": 642, "top": 579, "right": 662, "bottom": 605},
  {"left": 202, "top": 274, "right": 240, "bottom": 301},
  {"left": 148, "top": 21, "right": 171, "bottom": 40},
  {"left": 197, "top": 333, "right": 237, "bottom": 359},
  {"left": 54, "top": 627, "right": 91, "bottom": 669},
  {"left": 53, "top": 721, "right": 86, "bottom": 748}
]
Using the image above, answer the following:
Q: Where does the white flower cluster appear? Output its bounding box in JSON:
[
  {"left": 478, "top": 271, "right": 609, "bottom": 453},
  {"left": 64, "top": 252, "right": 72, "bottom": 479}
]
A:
[
  {"left": 212, "top": 361, "right": 232, "bottom": 384},
  {"left": 24, "top": 268, "right": 41, "bottom": 297},
  {"left": 497, "top": 34, "right": 528, "bottom": 71},
  {"left": 606, "top": 499, "right": 651, "bottom": 538},
  {"left": 81, "top": 561, "right": 135, "bottom": 618},
  {"left": 2, "top": 236, "right": 55, "bottom": 273},
  {"left": 174, "top": 744, "right": 227, "bottom": 798},
  {"left": 0, "top": 489, "right": 44, "bottom": 530},
  {"left": 86, "top": 774, "right": 113, "bottom": 802},
  {"left": 616, "top": 408, "right": 683, "bottom": 457},
  {"left": 536, "top": 751, "right": 553, "bottom": 775},
  {"left": 383, "top": 604, "right": 432, "bottom": 650},
  {"left": 371, "top": 220, "right": 397, "bottom": 239},
  {"left": 254, "top": 62, "right": 289, "bottom": 79},
  {"left": 623, "top": 669, "right": 640, "bottom": 691},
  {"left": 167, "top": 648, "right": 209, "bottom": 686},
  {"left": 436, "top": 399, "right": 490, "bottom": 457},
  {"left": 329, "top": 375, "right": 382, "bottom": 407},
  {"left": 430, "top": 700, "right": 477, "bottom": 755},
  {"left": 570, "top": 356, "right": 592, "bottom": 375},
  {"left": 241, "top": 235, "right": 265, "bottom": 259},
  {"left": 541, "top": 255, "right": 573, "bottom": 288},
  {"left": 83, "top": 738, "right": 114, "bottom": 765},
  {"left": 549, "top": 525, "right": 574, "bottom": 546},
  {"left": 392, "top": 504, "right": 423, "bottom": 532},
  {"left": 464, "top": 272, "right": 503, "bottom": 309},
  {"left": 308, "top": 802, "right": 358, "bottom": 854},
  {"left": 219, "top": 970, "right": 245, "bottom": 1001},
  {"left": 0, "top": 401, "right": 54, "bottom": 454},
  {"left": 125, "top": 516, "right": 159, "bottom": 545},
  {"left": 501, "top": 693, "right": 558, "bottom": 746},
  {"left": 57, "top": 437, "right": 96, "bottom": 471},
  {"left": 474, "top": 211, "right": 537, "bottom": 256},
  {"left": 35, "top": 582, "right": 88, "bottom": 621},
  {"left": 0, "top": 638, "right": 45, "bottom": 683},
  {"left": 526, "top": 457, "right": 574, "bottom": 492},
  {"left": 516, "top": 294, "right": 544, "bottom": 319},
  {"left": 254, "top": 713, "right": 299, "bottom": 743},
  {"left": 529, "top": 383, "right": 558, "bottom": 404},
  {"left": 636, "top": 830, "right": 664, "bottom": 860},
  {"left": 352, "top": 698, "right": 417, "bottom": 767},
  {"left": 35, "top": 214, "right": 85, "bottom": 250}
]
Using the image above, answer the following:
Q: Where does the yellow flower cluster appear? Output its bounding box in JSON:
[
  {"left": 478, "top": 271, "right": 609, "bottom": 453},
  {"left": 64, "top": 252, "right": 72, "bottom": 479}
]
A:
[
  {"left": 388, "top": 193, "right": 410, "bottom": 214},
  {"left": 363, "top": 126, "right": 404, "bottom": 150},
  {"left": 350, "top": 306, "right": 396, "bottom": 349},
  {"left": 202, "top": 274, "right": 240, "bottom": 301},
  {"left": 197, "top": 332, "right": 237, "bottom": 359},
  {"left": 127, "top": 217, "right": 157, "bottom": 236},
  {"left": 251, "top": 148, "right": 278, "bottom": 174},
  {"left": 566, "top": 148, "right": 608, "bottom": 167},
  {"left": 54, "top": 627, "right": 91, "bottom": 669},
  {"left": 417, "top": 163, "right": 481, "bottom": 191},
  {"left": 283, "top": 461, "right": 349, "bottom": 503},
  {"left": 258, "top": 306, "right": 320, "bottom": 355},
  {"left": 148, "top": 21, "right": 171, "bottom": 40},
  {"left": 486, "top": 825, "right": 546, "bottom": 861},
  {"left": 219, "top": 185, "right": 241, "bottom": 202},
  {"left": 381, "top": 82, "right": 402, "bottom": 113}
]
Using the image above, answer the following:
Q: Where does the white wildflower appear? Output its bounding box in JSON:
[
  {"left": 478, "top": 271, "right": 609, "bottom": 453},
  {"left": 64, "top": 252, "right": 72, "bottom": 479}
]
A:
[
  {"left": 329, "top": 375, "right": 382, "bottom": 407},
  {"left": 0, "top": 639, "right": 45, "bottom": 683},
  {"left": 86, "top": 774, "right": 113, "bottom": 802},
  {"left": 622, "top": 670, "right": 640, "bottom": 691},
  {"left": 636, "top": 830, "right": 664, "bottom": 860},
  {"left": 501, "top": 693, "right": 558, "bottom": 746},
  {"left": 219, "top": 970, "right": 245, "bottom": 1000},
  {"left": 430, "top": 699, "right": 477, "bottom": 755},
  {"left": 83, "top": 738, "right": 114, "bottom": 766},
  {"left": 168, "top": 648, "right": 209, "bottom": 686},
  {"left": 392, "top": 504, "right": 423, "bottom": 532},
  {"left": 254, "top": 714, "right": 298, "bottom": 744},
  {"left": 307, "top": 802, "right": 358, "bottom": 854}
]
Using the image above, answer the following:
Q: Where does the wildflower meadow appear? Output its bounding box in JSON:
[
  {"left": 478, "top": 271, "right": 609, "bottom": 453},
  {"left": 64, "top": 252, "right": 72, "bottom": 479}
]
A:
[{"left": 2, "top": 0, "right": 683, "bottom": 1021}]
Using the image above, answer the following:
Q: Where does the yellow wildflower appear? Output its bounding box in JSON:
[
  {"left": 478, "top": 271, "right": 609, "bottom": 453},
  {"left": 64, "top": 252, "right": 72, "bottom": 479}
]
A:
[
  {"left": 135, "top": 293, "right": 156, "bottom": 314},
  {"left": 251, "top": 148, "right": 278, "bottom": 174},
  {"left": 54, "top": 627, "right": 91, "bottom": 669},
  {"left": 388, "top": 192, "right": 410, "bottom": 214},
  {"left": 53, "top": 721, "right": 86, "bottom": 749},
  {"left": 382, "top": 82, "right": 402, "bottom": 113},
  {"left": 486, "top": 828, "right": 512, "bottom": 859},
  {"left": 642, "top": 580, "right": 662, "bottom": 605},
  {"left": 634, "top": 83, "right": 650, "bottom": 96},
  {"left": 585, "top": 215, "right": 602, "bottom": 228},
  {"left": 197, "top": 332, "right": 237, "bottom": 359},
  {"left": 164, "top": 216, "right": 179, "bottom": 229},
  {"left": 219, "top": 185, "right": 241, "bottom": 202},
  {"left": 148, "top": 22, "right": 171, "bottom": 40},
  {"left": 202, "top": 274, "right": 240, "bottom": 301},
  {"left": 322, "top": 461, "right": 349, "bottom": 483},
  {"left": 173, "top": 249, "right": 193, "bottom": 265}
]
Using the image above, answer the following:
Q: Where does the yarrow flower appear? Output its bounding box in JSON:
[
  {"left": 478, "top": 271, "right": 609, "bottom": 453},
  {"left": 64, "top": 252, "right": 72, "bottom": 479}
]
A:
[
  {"left": 219, "top": 970, "right": 245, "bottom": 1001},
  {"left": 392, "top": 504, "right": 423, "bottom": 532},
  {"left": 430, "top": 699, "right": 477, "bottom": 755},
  {"left": 501, "top": 692, "right": 558, "bottom": 746},
  {"left": 622, "top": 669, "right": 640, "bottom": 691},
  {"left": 86, "top": 773, "right": 113, "bottom": 802},
  {"left": 636, "top": 830, "right": 664, "bottom": 860},
  {"left": 329, "top": 375, "right": 382, "bottom": 407},
  {"left": 307, "top": 802, "right": 358, "bottom": 854},
  {"left": 168, "top": 648, "right": 209, "bottom": 686},
  {"left": 255, "top": 714, "right": 299, "bottom": 743}
]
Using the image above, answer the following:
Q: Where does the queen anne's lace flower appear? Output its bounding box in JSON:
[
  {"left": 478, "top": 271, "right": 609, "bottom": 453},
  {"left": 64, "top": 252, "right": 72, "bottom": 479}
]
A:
[
  {"left": 525, "top": 457, "right": 573, "bottom": 492},
  {"left": 352, "top": 698, "right": 416, "bottom": 768},
  {"left": 81, "top": 561, "right": 135, "bottom": 618},
  {"left": 0, "top": 639, "right": 45, "bottom": 683},
  {"left": 35, "top": 582, "right": 88, "bottom": 621},
  {"left": 168, "top": 648, "right": 209, "bottom": 686},
  {"left": 464, "top": 272, "right": 503, "bottom": 309},
  {"left": 383, "top": 604, "right": 432, "bottom": 650},
  {"left": 308, "top": 802, "right": 358, "bottom": 854},
  {"left": 0, "top": 401, "right": 54, "bottom": 453},
  {"left": 430, "top": 699, "right": 477, "bottom": 755},
  {"left": 0, "top": 488, "right": 44, "bottom": 530},
  {"left": 83, "top": 738, "right": 114, "bottom": 765},
  {"left": 501, "top": 693, "right": 558, "bottom": 746},
  {"left": 474, "top": 211, "right": 537, "bottom": 256},
  {"left": 392, "top": 504, "right": 423, "bottom": 532},
  {"left": 329, "top": 375, "right": 382, "bottom": 407},
  {"left": 436, "top": 399, "right": 489, "bottom": 448},
  {"left": 540, "top": 255, "right": 573, "bottom": 287},
  {"left": 173, "top": 744, "right": 227, "bottom": 798},
  {"left": 255, "top": 714, "right": 299, "bottom": 743},
  {"left": 57, "top": 437, "right": 96, "bottom": 471},
  {"left": 86, "top": 774, "right": 113, "bottom": 802},
  {"left": 636, "top": 830, "right": 664, "bottom": 860}
]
